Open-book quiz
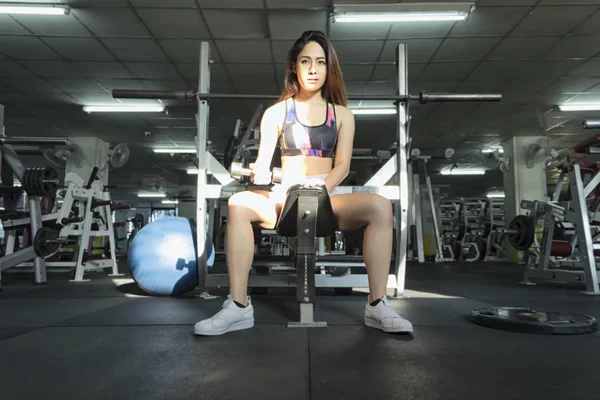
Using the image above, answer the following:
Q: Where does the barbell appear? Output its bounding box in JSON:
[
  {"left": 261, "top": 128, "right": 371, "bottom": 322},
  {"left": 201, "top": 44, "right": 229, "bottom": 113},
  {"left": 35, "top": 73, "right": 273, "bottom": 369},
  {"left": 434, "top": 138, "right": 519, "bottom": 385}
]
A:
[{"left": 229, "top": 162, "right": 283, "bottom": 184}]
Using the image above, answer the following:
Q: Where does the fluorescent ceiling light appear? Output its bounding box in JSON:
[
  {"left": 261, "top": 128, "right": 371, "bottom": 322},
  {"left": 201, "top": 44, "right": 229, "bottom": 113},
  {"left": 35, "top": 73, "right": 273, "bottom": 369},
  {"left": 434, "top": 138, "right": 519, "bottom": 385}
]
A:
[
  {"left": 186, "top": 168, "right": 199, "bottom": 175},
  {"left": 440, "top": 169, "right": 486, "bottom": 176},
  {"left": 137, "top": 193, "right": 166, "bottom": 198},
  {"left": 0, "top": 5, "right": 69, "bottom": 15},
  {"left": 486, "top": 193, "right": 505, "bottom": 198},
  {"left": 350, "top": 108, "right": 396, "bottom": 115},
  {"left": 154, "top": 148, "right": 197, "bottom": 154},
  {"left": 162, "top": 200, "right": 179, "bottom": 204},
  {"left": 333, "top": 3, "right": 474, "bottom": 23},
  {"left": 558, "top": 103, "right": 600, "bottom": 112},
  {"left": 83, "top": 105, "right": 165, "bottom": 113},
  {"left": 482, "top": 148, "right": 503, "bottom": 154}
]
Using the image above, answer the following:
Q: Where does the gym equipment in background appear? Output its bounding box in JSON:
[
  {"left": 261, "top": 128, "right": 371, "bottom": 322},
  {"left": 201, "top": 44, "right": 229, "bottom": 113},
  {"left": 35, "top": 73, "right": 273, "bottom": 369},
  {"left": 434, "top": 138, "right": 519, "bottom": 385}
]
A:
[{"left": 128, "top": 217, "right": 215, "bottom": 296}]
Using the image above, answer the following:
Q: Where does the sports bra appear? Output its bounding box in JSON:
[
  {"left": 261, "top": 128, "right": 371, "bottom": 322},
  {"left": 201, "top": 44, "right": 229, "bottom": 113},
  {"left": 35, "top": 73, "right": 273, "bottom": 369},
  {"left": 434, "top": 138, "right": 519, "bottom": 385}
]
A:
[{"left": 279, "top": 97, "right": 338, "bottom": 158}]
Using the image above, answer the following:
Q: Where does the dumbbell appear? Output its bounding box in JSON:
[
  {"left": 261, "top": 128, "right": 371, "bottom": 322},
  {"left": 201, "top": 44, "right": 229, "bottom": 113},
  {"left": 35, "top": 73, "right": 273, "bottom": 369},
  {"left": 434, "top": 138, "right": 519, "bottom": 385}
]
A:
[{"left": 229, "top": 162, "right": 283, "bottom": 184}]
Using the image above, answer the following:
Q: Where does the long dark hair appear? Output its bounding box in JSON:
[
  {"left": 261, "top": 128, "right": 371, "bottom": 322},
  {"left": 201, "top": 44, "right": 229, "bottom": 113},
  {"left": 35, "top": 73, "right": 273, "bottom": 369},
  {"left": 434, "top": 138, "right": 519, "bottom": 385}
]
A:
[{"left": 279, "top": 30, "right": 347, "bottom": 106}]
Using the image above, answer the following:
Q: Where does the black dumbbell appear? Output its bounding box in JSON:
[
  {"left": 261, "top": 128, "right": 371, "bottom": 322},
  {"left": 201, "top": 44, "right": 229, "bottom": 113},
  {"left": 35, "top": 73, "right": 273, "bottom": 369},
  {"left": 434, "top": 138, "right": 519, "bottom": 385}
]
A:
[{"left": 229, "top": 162, "right": 282, "bottom": 184}]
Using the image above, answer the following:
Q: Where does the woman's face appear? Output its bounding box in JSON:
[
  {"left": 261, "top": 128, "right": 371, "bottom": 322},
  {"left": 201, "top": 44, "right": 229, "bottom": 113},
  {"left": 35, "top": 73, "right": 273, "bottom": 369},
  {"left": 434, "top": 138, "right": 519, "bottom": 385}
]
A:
[{"left": 293, "top": 41, "right": 327, "bottom": 93}]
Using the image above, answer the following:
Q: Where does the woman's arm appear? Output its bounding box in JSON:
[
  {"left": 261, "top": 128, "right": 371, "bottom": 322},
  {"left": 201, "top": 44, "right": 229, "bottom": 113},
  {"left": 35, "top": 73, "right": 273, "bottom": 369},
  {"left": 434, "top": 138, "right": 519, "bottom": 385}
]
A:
[
  {"left": 252, "top": 102, "right": 283, "bottom": 171},
  {"left": 324, "top": 106, "right": 355, "bottom": 192}
]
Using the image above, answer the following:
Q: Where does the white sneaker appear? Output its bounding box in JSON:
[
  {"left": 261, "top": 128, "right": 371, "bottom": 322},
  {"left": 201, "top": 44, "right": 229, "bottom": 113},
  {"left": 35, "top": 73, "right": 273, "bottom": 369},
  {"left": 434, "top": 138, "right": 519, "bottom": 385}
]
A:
[
  {"left": 364, "top": 296, "right": 413, "bottom": 333},
  {"left": 194, "top": 295, "right": 254, "bottom": 336}
]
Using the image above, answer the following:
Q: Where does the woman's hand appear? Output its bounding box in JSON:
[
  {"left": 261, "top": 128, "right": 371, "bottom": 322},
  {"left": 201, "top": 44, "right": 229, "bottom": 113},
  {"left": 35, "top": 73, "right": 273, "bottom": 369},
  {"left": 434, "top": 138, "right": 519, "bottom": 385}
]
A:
[{"left": 249, "top": 163, "right": 272, "bottom": 185}]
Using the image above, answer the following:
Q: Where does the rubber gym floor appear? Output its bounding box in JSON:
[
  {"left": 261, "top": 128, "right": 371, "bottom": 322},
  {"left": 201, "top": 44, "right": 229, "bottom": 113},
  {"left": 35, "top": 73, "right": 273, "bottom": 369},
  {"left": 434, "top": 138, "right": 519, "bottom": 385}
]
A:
[{"left": 1, "top": 262, "right": 599, "bottom": 400}]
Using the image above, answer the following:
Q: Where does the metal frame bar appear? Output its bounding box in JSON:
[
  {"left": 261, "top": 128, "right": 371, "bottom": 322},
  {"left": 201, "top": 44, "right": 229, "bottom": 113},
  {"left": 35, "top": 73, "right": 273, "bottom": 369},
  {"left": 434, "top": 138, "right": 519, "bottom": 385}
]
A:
[{"left": 395, "top": 43, "right": 409, "bottom": 297}]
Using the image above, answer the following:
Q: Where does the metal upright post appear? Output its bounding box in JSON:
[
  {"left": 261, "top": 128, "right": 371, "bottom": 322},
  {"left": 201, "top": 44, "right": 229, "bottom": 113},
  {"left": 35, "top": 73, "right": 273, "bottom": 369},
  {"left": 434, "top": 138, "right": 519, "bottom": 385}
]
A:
[
  {"left": 196, "top": 41, "right": 210, "bottom": 292},
  {"left": 394, "top": 44, "right": 409, "bottom": 297}
]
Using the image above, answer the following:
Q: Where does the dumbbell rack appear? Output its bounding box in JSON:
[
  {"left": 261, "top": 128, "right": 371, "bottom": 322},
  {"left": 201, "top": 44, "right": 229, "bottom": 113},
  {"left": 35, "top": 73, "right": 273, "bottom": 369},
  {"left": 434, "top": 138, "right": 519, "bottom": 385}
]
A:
[
  {"left": 1, "top": 172, "right": 122, "bottom": 282},
  {"left": 458, "top": 198, "right": 487, "bottom": 262},
  {"left": 483, "top": 199, "right": 507, "bottom": 261},
  {"left": 438, "top": 199, "right": 463, "bottom": 261}
]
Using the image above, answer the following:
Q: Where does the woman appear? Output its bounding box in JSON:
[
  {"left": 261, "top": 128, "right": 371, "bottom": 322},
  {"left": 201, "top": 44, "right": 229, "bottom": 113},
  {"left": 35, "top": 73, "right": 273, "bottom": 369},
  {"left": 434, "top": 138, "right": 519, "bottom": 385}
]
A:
[{"left": 195, "top": 31, "right": 412, "bottom": 336}]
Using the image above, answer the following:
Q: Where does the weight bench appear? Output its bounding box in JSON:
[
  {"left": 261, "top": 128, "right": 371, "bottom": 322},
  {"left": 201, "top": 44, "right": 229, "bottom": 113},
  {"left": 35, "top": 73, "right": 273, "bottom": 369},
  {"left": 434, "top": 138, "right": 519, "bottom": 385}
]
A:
[{"left": 275, "top": 184, "right": 338, "bottom": 328}]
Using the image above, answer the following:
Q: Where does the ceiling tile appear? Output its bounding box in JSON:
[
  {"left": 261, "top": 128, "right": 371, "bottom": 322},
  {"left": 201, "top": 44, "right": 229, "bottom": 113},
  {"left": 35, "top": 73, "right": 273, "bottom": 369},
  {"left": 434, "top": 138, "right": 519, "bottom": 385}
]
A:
[
  {"left": 0, "top": 37, "right": 60, "bottom": 59},
  {"left": 126, "top": 62, "right": 183, "bottom": 79},
  {"left": 572, "top": 11, "right": 600, "bottom": 34},
  {"left": 469, "top": 61, "right": 529, "bottom": 78},
  {"left": 331, "top": 41, "right": 384, "bottom": 63},
  {"left": 266, "top": 0, "right": 329, "bottom": 7},
  {"left": 455, "top": 79, "right": 509, "bottom": 93},
  {"left": 93, "top": 79, "right": 149, "bottom": 92},
  {"left": 502, "top": 78, "right": 557, "bottom": 93},
  {"left": 203, "top": 9, "right": 266, "bottom": 39},
  {"left": 370, "top": 63, "right": 425, "bottom": 82},
  {"left": 72, "top": 8, "right": 150, "bottom": 37},
  {"left": 0, "top": 15, "right": 29, "bottom": 34},
  {"left": 142, "top": 80, "right": 188, "bottom": 91},
  {"left": 137, "top": 9, "right": 210, "bottom": 38},
  {"left": 365, "top": 82, "right": 396, "bottom": 95},
  {"left": 546, "top": 36, "right": 600, "bottom": 59},
  {"left": 271, "top": 40, "right": 295, "bottom": 63},
  {"left": 268, "top": 10, "right": 328, "bottom": 40},
  {"left": 234, "top": 81, "right": 279, "bottom": 95},
  {"left": 42, "top": 38, "right": 115, "bottom": 60},
  {"left": 433, "top": 38, "right": 502, "bottom": 61},
  {"left": 568, "top": 59, "right": 600, "bottom": 77},
  {"left": 197, "top": 0, "right": 263, "bottom": 7},
  {"left": 130, "top": 0, "right": 197, "bottom": 6},
  {"left": 0, "top": 81, "right": 18, "bottom": 93},
  {"left": 380, "top": 39, "right": 443, "bottom": 63},
  {"left": 488, "top": 37, "right": 560, "bottom": 60},
  {"left": 341, "top": 64, "right": 376, "bottom": 81},
  {"left": 547, "top": 77, "right": 600, "bottom": 93},
  {"left": 102, "top": 39, "right": 168, "bottom": 62},
  {"left": 521, "top": 60, "right": 586, "bottom": 77},
  {"left": 70, "top": 61, "right": 136, "bottom": 79},
  {"left": 450, "top": 7, "right": 530, "bottom": 37},
  {"left": 419, "top": 62, "right": 479, "bottom": 81},
  {"left": 0, "top": 60, "right": 34, "bottom": 78},
  {"left": 414, "top": 80, "right": 462, "bottom": 92},
  {"left": 345, "top": 82, "right": 368, "bottom": 95},
  {"left": 159, "top": 40, "right": 221, "bottom": 63},
  {"left": 227, "top": 64, "right": 275, "bottom": 81},
  {"left": 511, "top": 6, "right": 597, "bottom": 35},
  {"left": 11, "top": 14, "right": 90, "bottom": 36},
  {"left": 388, "top": 21, "right": 454, "bottom": 39},
  {"left": 330, "top": 22, "right": 391, "bottom": 40},
  {"left": 66, "top": 0, "right": 128, "bottom": 5},
  {"left": 48, "top": 78, "right": 107, "bottom": 93},
  {"left": 19, "top": 60, "right": 80, "bottom": 77},
  {"left": 177, "top": 62, "right": 229, "bottom": 81},
  {"left": 7, "top": 78, "right": 64, "bottom": 94},
  {"left": 71, "top": 93, "right": 121, "bottom": 105},
  {"left": 215, "top": 40, "right": 272, "bottom": 63}
]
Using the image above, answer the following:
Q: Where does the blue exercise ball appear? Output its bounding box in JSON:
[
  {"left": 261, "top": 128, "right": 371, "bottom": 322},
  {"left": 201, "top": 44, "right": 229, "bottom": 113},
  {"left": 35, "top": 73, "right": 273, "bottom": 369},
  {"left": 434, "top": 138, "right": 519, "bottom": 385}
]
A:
[{"left": 128, "top": 217, "right": 214, "bottom": 296}]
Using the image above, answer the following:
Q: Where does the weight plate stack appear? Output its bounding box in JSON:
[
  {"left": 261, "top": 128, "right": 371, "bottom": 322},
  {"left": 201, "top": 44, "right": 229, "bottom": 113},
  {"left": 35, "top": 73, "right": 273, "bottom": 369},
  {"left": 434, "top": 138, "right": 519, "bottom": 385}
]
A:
[
  {"left": 33, "top": 227, "right": 60, "bottom": 258},
  {"left": 22, "top": 167, "right": 59, "bottom": 197},
  {"left": 508, "top": 215, "right": 535, "bottom": 251}
]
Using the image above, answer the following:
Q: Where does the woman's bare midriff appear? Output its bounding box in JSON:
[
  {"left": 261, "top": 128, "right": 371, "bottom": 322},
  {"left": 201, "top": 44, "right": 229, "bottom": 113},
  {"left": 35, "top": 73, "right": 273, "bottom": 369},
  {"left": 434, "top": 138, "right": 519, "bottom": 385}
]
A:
[{"left": 280, "top": 155, "right": 333, "bottom": 179}]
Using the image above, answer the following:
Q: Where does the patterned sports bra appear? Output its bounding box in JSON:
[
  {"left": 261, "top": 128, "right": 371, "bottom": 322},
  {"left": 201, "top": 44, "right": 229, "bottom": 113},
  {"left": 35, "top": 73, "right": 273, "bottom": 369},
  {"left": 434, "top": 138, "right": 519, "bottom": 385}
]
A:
[{"left": 279, "top": 97, "right": 338, "bottom": 158}]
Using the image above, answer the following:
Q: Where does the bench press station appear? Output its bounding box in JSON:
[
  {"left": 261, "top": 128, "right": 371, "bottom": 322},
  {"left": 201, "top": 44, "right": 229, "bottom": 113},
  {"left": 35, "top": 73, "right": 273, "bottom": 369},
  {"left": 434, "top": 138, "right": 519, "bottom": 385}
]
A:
[{"left": 112, "top": 41, "right": 502, "bottom": 327}]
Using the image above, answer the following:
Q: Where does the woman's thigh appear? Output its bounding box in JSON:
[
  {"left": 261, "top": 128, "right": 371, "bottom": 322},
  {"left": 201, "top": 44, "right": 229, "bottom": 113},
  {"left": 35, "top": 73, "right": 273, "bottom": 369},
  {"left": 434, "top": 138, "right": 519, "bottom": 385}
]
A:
[
  {"left": 228, "top": 190, "right": 283, "bottom": 229},
  {"left": 330, "top": 193, "right": 393, "bottom": 231}
]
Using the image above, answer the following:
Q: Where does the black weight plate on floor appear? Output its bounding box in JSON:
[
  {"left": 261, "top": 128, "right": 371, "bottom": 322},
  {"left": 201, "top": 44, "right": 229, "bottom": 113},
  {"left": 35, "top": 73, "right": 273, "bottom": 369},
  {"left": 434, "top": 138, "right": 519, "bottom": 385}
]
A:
[{"left": 470, "top": 307, "right": 598, "bottom": 335}]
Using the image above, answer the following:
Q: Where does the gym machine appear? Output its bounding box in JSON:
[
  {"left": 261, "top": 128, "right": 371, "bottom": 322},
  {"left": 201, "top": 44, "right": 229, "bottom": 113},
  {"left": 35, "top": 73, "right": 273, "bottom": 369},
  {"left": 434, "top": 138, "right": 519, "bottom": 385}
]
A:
[
  {"left": 0, "top": 106, "right": 130, "bottom": 287},
  {"left": 457, "top": 198, "right": 488, "bottom": 262},
  {"left": 513, "top": 128, "right": 600, "bottom": 294},
  {"left": 112, "top": 41, "right": 502, "bottom": 326},
  {"left": 407, "top": 148, "right": 455, "bottom": 263}
]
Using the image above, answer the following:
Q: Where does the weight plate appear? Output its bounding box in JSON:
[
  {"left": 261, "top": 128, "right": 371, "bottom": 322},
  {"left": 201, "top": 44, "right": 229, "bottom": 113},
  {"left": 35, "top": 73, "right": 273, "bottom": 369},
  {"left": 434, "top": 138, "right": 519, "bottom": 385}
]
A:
[
  {"left": 470, "top": 307, "right": 598, "bottom": 335},
  {"left": 35, "top": 167, "right": 44, "bottom": 197},
  {"left": 33, "top": 227, "right": 60, "bottom": 258},
  {"left": 508, "top": 215, "right": 535, "bottom": 251},
  {"left": 40, "top": 167, "right": 59, "bottom": 197}
]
